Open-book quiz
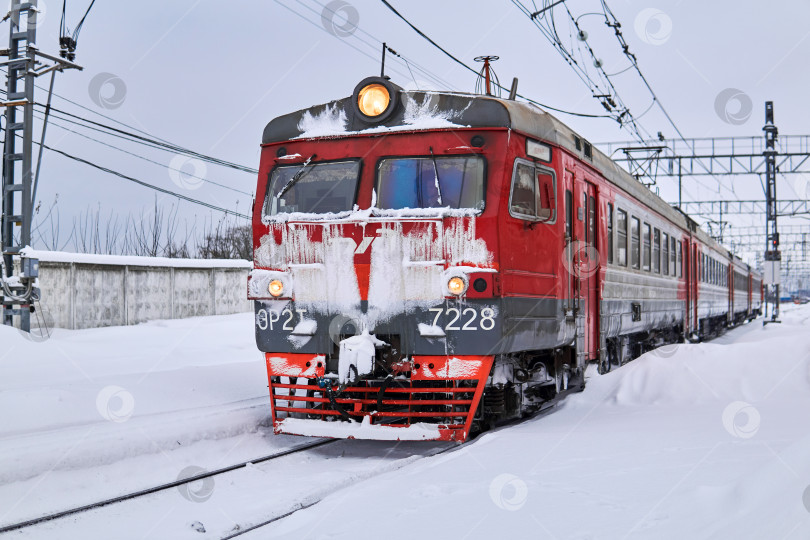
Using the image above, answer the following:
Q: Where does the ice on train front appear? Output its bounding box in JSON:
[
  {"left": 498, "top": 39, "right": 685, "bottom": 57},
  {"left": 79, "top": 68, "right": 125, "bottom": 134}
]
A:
[{"left": 249, "top": 77, "right": 507, "bottom": 442}]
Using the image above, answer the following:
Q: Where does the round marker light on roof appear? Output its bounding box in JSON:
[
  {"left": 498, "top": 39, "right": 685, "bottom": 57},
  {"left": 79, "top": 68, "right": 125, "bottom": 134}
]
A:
[
  {"left": 268, "top": 279, "right": 284, "bottom": 297},
  {"left": 358, "top": 83, "right": 390, "bottom": 117},
  {"left": 447, "top": 276, "right": 467, "bottom": 296},
  {"left": 352, "top": 77, "right": 400, "bottom": 123}
]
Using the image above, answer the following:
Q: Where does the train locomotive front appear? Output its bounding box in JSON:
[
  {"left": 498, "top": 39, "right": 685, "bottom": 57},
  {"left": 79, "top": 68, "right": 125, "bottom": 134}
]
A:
[{"left": 249, "top": 78, "right": 576, "bottom": 442}]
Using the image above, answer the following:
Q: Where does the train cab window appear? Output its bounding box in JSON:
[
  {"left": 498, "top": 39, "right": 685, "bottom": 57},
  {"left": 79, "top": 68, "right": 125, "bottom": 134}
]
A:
[
  {"left": 607, "top": 203, "right": 614, "bottom": 264},
  {"left": 677, "top": 241, "right": 683, "bottom": 277},
  {"left": 653, "top": 228, "right": 661, "bottom": 273},
  {"left": 663, "top": 233, "right": 669, "bottom": 276},
  {"left": 631, "top": 217, "right": 640, "bottom": 269},
  {"left": 670, "top": 237, "right": 677, "bottom": 276},
  {"left": 264, "top": 159, "right": 361, "bottom": 216},
  {"left": 376, "top": 155, "right": 485, "bottom": 210},
  {"left": 508, "top": 160, "right": 556, "bottom": 222},
  {"left": 617, "top": 209, "right": 627, "bottom": 266},
  {"left": 642, "top": 223, "right": 651, "bottom": 271}
]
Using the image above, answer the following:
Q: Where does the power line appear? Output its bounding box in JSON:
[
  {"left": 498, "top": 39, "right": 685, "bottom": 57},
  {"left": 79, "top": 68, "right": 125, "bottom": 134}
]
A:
[
  {"left": 37, "top": 112, "right": 254, "bottom": 197},
  {"left": 0, "top": 69, "right": 260, "bottom": 175},
  {"left": 39, "top": 103, "right": 259, "bottom": 174},
  {"left": 38, "top": 141, "right": 249, "bottom": 219},
  {"left": 378, "top": 0, "right": 612, "bottom": 119}
]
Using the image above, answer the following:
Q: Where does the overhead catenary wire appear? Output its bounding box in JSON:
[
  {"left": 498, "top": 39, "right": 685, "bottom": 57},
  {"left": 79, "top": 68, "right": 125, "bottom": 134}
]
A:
[
  {"left": 597, "top": 0, "right": 737, "bottom": 200},
  {"left": 510, "top": 0, "right": 648, "bottom": 142},
  {"left": 377, "top": 0, "right": 612, "bottom": 119}
]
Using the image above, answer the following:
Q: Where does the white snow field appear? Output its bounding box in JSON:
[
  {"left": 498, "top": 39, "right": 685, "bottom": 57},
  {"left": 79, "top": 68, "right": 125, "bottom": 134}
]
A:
[{"left": 1, "top": 306, "right": 809, "bottom": 539}]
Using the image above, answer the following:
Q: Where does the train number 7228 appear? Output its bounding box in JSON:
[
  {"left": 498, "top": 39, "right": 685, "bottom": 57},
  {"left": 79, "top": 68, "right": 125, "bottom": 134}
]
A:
[{"left": 428, "top": 307, "right": 496, "bottom": 331}]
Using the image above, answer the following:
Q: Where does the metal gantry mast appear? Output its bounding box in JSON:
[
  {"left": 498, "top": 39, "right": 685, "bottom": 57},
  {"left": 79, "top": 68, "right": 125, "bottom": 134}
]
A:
[{"left": 1, "top": 0, "right": 81, "bottom": 331}]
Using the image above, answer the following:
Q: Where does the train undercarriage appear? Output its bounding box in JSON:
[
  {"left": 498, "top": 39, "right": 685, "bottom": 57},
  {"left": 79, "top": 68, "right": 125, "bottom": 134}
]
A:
[{"left": 268, "top": 307, "right": 763, "bottom": 442}]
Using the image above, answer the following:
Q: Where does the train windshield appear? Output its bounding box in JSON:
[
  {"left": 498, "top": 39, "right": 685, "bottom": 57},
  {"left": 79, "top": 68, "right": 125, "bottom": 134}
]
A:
[
  {"left": 375, "top": 156, "right": 485, "bottom": 210},
  {"left": 264, "top": 159, "right": 361, "bottom": 216}
]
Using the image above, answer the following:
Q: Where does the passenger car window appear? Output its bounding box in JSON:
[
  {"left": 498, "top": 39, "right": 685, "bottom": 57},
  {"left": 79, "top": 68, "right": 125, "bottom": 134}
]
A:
[
  {"left": 617, "top": 209, "right": 627, "bottom": 267},
  {"left": 643, "top": 223, "right": 651, "bottom": 271},
  {"left": 631, "top": 217, "right": 640, "bottom": 269}
]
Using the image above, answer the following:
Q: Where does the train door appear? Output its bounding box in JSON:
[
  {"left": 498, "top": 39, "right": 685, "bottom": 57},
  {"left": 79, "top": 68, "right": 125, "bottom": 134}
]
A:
[
  {"left": 748, "top": 274, "right": 753, "bottom": 315},
  {"left": 684, "top": 238, "right": 692, "bottom": 334},
  {"left": 573, "top": 176, "right": 598, "bottom": 362},
  {"left": 726, "top": 264, "right": 737, "bottom": 316},
  {"left": 564, "top": 170, "right": 575, "bottom": 318},
  {"left": 692, "top": 243, "right": 699, "bottom": 335}
]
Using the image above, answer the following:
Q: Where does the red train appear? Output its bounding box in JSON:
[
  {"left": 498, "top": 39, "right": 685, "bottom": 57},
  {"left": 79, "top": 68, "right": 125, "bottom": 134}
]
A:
[{"left": 248, "top": 76, "right": 763, "bottom": 442}]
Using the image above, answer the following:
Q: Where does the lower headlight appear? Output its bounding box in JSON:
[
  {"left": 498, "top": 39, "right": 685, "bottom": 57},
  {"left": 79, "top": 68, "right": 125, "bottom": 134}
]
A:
[
  {"left": 268, "top": 279, "right": 284, "bottom": 297},
  {"left": 447, "top": 276, "right": 467, "bottom": 296}
]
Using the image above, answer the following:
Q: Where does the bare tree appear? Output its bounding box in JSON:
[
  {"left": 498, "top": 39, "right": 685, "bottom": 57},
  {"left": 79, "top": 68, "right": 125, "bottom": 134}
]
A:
[{"left": 32, "top": 195, "right": 250, "bottom": 260}]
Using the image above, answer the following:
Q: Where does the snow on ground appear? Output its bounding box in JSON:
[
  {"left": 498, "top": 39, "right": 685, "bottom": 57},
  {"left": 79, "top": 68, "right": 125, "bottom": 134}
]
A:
[
  {"left": 266, "top": 305, "right": 810, "bottom": 540},
  {"left": 0, "top": 313, "right": 301, "bottom": 529},
  {"left": 2, "top": 306, "right": 810, "bottom": 539}
]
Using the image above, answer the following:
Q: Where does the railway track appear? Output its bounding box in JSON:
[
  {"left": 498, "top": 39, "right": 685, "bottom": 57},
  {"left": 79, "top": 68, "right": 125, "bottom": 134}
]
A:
[
  {"left": 0, "top": 439, "right": 337, "bottom": 535},
  {"left": 219, "top": 441, "right": 458, "bottom": 539}
]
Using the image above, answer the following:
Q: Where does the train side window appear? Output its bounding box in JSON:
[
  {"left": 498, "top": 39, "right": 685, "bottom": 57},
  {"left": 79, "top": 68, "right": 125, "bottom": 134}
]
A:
[
  {"left": 631, "top": 217, "right": 640, "bottom": 269},
  {"left": 509, "top": 160, "right": 556, "bottom": 223},
  {"left": 617, "top": 209, "right": 627, "bottom": 266},
  {"left": 700, "top": 253, "right": 706, "bottom": 283},
  {"left": 663, "top": 233, "right": 670, "bottom": 276},
  {"left": 607, "top": 203, "right": 614, "bottom": 264},
  {"left": 670, "top": 237, "right": 677, "bottom": 276},
  {"left": 588, "top": 196, "right": 596, "bottom": 248},
  {"left": 677, "top": 241, "right": 682, "bottom": 278},
  {"left": 642, "top": 223, "right": 651, "bottom": 271},
  {"left": 565, "top": 189, "right": 573, "bottom": 240},
  {"left": 653, "top": 228, "right": 661, "bottom": 273}
]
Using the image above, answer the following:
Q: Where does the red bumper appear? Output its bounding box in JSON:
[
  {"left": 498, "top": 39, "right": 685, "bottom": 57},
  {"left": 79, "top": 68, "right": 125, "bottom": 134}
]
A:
[{"left": 265, "top": 353, "right": 494, "bottom": 442}]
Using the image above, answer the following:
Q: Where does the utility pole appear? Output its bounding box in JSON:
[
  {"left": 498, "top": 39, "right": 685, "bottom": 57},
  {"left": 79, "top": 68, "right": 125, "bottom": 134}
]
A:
[
  {"left": 1, "top": 0, "right": 81, "bottom": 331},
  {"left": 763, "top": 101, "right": 781, "bottom": 324}
]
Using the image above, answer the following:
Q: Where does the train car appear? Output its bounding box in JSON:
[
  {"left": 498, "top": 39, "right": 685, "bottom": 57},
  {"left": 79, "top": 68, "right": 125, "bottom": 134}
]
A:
[{"left": 249, "top": 76, "right": 761, "bottom": 442}]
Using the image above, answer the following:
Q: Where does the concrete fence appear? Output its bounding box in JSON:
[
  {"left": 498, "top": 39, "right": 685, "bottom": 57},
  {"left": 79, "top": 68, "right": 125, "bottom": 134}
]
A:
[{"left": 26, "top": 251, "right": 252, "bottom": 330}]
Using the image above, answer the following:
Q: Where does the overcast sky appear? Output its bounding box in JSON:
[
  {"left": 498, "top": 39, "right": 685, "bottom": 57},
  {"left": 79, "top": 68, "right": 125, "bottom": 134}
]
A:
[{"left": 22, "top": 0, "right": 810, "bottom": 263}]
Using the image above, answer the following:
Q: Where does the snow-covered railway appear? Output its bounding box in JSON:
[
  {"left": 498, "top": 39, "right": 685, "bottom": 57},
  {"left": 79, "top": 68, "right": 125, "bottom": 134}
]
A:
[{"left": 0, "top": 440, "right": 336, "bottom": 535}]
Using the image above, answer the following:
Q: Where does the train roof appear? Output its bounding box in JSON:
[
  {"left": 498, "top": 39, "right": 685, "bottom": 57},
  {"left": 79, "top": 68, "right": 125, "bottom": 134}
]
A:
[{"left": 263, "top": 84, "right": 752, "bottom": 271}]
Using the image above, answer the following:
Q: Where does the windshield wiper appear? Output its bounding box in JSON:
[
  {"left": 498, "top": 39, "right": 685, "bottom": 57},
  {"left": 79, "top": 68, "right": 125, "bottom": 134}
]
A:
[
  {"left": 429, "top": 147, "right": 443, "bottom": 206},
  {"left": 276, "top": 154, "right": 317, "bottom": 199}
]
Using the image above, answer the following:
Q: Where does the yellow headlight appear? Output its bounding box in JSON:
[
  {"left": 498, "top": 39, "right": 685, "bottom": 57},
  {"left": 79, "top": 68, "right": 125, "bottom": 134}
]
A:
[
  {"left": 357, "top": 84, "right": 390, "bottom": 117},
  {"left": 447, "top": 276, "right": 467, "bottom": 296},
  {"left": 268, "top": 279, "right": 284, "bottom": 297}
]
